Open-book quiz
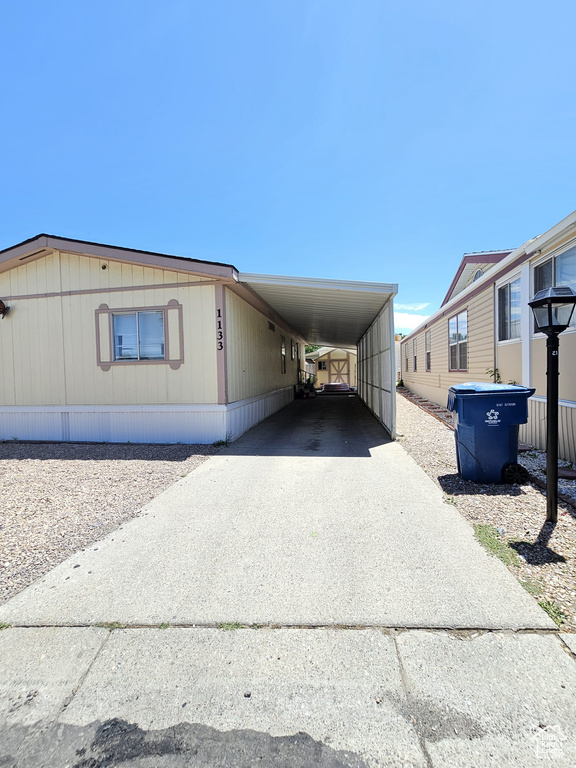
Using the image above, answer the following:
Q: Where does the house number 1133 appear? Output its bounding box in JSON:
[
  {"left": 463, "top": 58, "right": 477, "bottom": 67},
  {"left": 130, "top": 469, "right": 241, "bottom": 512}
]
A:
[{"left": 216, "top": 309, "right": 224, "bottom": 351}]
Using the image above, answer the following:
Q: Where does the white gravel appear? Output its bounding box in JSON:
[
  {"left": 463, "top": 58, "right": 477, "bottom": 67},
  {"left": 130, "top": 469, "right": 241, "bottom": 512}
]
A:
[
  {"left": 0, "top": 442, "right": 218, "bottom": 604},
  {"left": 396, "top": 391, "right": 576, "bottom": 633}
]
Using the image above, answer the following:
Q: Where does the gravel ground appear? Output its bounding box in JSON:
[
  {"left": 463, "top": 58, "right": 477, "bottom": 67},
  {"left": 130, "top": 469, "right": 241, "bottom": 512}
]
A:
[
  {"left": 0, "top": 443, "right": 218, "bottom": 604},
  {"left": 519, "top": 449, "right": 576, "bottom": 507},
  {"left": 396, "top": 391, "right": 576, "bottom": 633}
]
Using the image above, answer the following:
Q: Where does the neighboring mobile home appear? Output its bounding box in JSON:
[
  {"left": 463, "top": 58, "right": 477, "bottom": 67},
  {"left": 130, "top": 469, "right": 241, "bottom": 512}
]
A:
[
  {"left": 401, "top": 209, "right": 576, "bottom": 463},
  {"left": 0, "top": 235, "right": 398, "bottom": 443}
]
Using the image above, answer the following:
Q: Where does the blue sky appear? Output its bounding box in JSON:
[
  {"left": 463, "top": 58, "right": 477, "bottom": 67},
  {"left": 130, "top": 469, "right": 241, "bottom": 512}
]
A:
[{"left": 2, "top": 1, "right": 576, "bottom": 333}]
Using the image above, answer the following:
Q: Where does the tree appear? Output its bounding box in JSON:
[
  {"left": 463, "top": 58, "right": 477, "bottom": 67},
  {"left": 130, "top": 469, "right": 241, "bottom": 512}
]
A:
[{"left": 305, "top": 344, "right": 321, "bottom": 354}]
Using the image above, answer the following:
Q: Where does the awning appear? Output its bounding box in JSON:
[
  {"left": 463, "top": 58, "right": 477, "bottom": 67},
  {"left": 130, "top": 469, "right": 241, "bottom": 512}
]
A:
[{"left": 239, "top": 273, "right": 397, "bottom": 348}]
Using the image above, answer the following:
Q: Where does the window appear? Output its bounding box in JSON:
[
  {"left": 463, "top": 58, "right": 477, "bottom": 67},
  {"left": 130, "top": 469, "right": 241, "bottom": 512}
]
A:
[
  {"left": 290, "top": 338, "right": 295, "bottom": 360},
  {"left": 113, "top": 311, "right": 165, "bottom": 360},
  {"left": 318, "top": 360, "right": 327, "bottom": 370},
  {"left": 404, "top": 344, "right": 408, "bottom": 372},
  {"left": 472, "top": 268, "right": 484, "bottom": 282},
  {"left": 413, "top": 339, "right": 417, "bottom": 372},
  {"left": 449, "top": 310, "right": 468, "bottom": 371},
  {"left": 281, "top": 336, "right": 286, "bottom": 373},
  {"left": 498, "top": 277, "right": 521, "bottom": 341},
  {"left": 534, "top": 245, "right": 576, "bottom": 330},
  {"left": 425, "top": 331, "right": 431, "bottom": 371}
]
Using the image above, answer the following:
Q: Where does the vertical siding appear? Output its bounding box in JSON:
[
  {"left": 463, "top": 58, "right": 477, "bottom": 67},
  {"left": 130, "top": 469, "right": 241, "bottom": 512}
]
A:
[
  {"left": 401, "top": 284, "right": 496, "bottom": 407},
  {"left": 520, "top": 399, "right": 576, "bottom": 464},
  {"left": 357, "top": 300, "right": 394, "bottom": 435},
  {"left": 0, "top": 251, "right": 219, "bottom": 407},
  {"left": 225, "top": 289, "right": 299, "bottom": 402},
  {"left": 0, "top": 253, "right": 67, "bottom": 406}
]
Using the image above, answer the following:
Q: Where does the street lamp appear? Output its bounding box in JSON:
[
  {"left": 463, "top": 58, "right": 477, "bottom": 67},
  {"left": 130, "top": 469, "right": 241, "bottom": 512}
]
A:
[{"left": 528, "top": 286, "right": 576, "bottom": 522}]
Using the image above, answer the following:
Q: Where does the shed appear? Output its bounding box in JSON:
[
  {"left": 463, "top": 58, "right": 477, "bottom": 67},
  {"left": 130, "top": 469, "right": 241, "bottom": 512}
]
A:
[{"left": 305, "top": 346, "right": 357, "bottom": 389}]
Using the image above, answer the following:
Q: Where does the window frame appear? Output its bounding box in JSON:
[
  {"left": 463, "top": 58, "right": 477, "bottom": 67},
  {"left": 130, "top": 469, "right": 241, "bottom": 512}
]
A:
[
  {"left": 413, "top": 338, "right": 417, "bottom": 372},
  {"left": 404, "top": 343, "right": 409, "bottom": 372},
  {"left": 95, "top": 300, "right": 184, "bottom": 371},
  {"left": 425, "top": 330, "right": 431, "bottom": 371},
  {"left": 532, "top": 243, "right": 576, "bottom": 335},
  {"left": 290, "top": 338, "right": 295, "bottom": 361},
  {"left": 113, "top": 310, "right": 166, "bottom": 362},
  {"left": 497, "top": 275, "right": 521, "bottom": 342},
  {"left": 448, "top": 310, "right": 468, "bottom": 372},
  {"left": 281, "top": 335, "right": 287, "bottom": 374},
  {"left": 318, "top": 360, "right": 327, "bottom": 371}
]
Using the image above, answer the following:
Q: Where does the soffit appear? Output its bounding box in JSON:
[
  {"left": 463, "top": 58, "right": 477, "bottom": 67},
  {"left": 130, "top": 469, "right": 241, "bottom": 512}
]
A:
[{"left": 239, "top": 273, "right": 397, "bottom": 347}]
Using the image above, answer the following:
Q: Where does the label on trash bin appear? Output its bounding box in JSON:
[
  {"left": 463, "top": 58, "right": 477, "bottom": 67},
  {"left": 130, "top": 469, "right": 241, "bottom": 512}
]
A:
[{"left": 485, "top": 409, "right": 501, "bottom": 426}]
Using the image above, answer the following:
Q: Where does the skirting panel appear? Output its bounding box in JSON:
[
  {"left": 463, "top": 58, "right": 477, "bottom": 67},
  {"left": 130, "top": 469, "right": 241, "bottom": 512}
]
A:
[
  {"left": 520, "top": 398, "right": 576, "bottom": 464},
  {"left": 225, "top": 386, "right": 294, "bottom": 441},
  {"left": 0, "top": 388, "right": 294, "bottom": 445}
]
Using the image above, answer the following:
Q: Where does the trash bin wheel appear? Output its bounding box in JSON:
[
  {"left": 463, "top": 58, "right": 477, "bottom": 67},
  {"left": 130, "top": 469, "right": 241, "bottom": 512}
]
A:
[{"left": 501, "top": 462, "right": 529, "bottom": 485}]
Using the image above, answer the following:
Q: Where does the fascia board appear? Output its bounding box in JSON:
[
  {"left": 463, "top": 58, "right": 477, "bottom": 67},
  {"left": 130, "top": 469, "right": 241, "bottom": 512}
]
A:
[{"left": 240, "top": 272, "right": 398, "bottom": 295}]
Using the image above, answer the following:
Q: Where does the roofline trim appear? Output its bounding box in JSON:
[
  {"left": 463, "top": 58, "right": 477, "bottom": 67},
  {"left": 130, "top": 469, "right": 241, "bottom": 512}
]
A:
[
  {"left": 402, "top": 208, "right": 576, "bottom": 343},
  {"left": 441, "top": 251, "right": 512, "bottom": 306},
  {"left": 240, "top": 272, "right": 398, "bottom": 295},
  {"left": 0, "top": 234, "right": 239, "bottom": 280}
]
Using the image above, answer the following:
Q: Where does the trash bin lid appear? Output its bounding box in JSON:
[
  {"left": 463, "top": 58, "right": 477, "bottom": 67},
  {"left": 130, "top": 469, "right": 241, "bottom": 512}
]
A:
[{"left": 448, "top": 382, "right": 535, "bottom": 395}]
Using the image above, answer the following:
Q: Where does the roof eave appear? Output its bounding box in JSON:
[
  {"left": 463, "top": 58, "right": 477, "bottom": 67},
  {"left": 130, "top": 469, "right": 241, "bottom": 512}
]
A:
[{"left": 0, "top": 234, "right": 239, "bottom": 280}]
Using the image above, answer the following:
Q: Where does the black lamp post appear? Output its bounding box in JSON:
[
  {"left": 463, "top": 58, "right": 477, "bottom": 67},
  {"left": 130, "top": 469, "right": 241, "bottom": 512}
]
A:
[{"left": 528, "top": 286, "right": 576, "bottom": 522}]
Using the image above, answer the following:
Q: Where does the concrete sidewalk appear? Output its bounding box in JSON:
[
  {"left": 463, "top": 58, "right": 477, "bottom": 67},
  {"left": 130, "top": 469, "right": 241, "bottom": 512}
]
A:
[{"left": 1, "top": 395, "right": 575, "bottom": 766}]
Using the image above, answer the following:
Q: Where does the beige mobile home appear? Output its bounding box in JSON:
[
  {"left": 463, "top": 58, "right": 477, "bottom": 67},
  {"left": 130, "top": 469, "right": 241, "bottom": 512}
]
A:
[
  {"left": 0, "top": 235, "right": 398, "bottom": 443},
  {"left": 307, "top": 347, "right": 357, "bottom": 388},
  {"left": 401, "top": 210, "right": 576, "bottom": 463}
]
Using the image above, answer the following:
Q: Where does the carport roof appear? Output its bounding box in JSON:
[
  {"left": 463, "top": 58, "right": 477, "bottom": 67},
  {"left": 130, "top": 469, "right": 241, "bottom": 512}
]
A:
[{"left": 239, "top": 273, "right": 397, "bottom": 348}]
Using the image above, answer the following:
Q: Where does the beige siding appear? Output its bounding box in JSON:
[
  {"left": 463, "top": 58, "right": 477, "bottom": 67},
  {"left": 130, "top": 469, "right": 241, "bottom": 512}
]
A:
[
  {"left": 401, "top": 284, "right": 496, "bottom": 407},
  {"left": 531, "top": 333, "right": 576, "bottom": 401},
  {"left": 496, "top": 341, "right": 522, "bottom": 385},
  {"left": 0, "top": 251, "right": 219, "bottom": 406},
  {"left": 225, "top": 289, "right": 299, "bottom": 402},
  {"left": 315, "top": 349, "right": 357, "bottom": 386}
]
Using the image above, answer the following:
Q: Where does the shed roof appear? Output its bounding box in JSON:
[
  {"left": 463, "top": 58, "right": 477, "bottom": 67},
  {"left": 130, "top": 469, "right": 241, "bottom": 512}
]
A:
[{"left": 239, "top": 273, "right": 397, "bottom": 348}]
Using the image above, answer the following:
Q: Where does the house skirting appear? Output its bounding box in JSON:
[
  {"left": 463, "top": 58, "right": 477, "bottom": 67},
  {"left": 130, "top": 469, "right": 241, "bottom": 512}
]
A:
[
  {"left": 0, "top": 387, "right": 294, "bottom": 445},
  {"left": 520, "top": 396, "right": 576, "bottom": 465}
]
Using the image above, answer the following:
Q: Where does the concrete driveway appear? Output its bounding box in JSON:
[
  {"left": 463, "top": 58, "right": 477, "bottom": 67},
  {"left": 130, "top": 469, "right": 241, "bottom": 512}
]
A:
[
  {"left": 2, "top": 395, "right": 575, "bottom": 767},
  {"left": 0, "top": 394, "right": 552, "bottom": 629}
]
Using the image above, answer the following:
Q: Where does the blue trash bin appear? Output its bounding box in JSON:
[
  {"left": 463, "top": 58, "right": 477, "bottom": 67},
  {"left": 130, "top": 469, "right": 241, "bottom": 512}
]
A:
[{"left": 447, "top": 382, "right": 535, "bottom": 483}]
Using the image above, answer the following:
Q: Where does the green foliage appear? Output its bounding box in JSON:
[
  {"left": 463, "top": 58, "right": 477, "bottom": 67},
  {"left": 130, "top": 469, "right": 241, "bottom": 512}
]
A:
[
  {"left": 218, "top": 622, "right": 244, "bottom": 631},
  {"left": 305, "top": 345, "right": 321, "bottom": 354},
  {"left": 486, "top": 368, "right": 502, "bottom": 383},
  {"left": 159, "top": 622, "right": 171, "bottom": 629},
  {"left": 0, "top": 623, "right": 12, "bottom": 630},
  {"left": 520, "top": 579, "right": 543, "bottom": 597},
  {"left": 538, "top": 600, "right": 568, "bottom": 626},
  {"left": 473, "top": 524, "right": 521, "bottom": 567},
  {"left": 95, "top": 622, "right": 126, "bottom": 630}
]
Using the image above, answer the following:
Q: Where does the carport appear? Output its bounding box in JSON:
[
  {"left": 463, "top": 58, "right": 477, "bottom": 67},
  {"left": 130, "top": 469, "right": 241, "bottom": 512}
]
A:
[{"left": 239, "top": 273, "right": 398, "bottom": 437}]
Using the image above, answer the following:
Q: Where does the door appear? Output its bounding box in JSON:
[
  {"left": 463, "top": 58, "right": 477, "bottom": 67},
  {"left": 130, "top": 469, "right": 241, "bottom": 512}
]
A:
[{"left": 329, "top": 358, "right": 349, "bottom": 384}]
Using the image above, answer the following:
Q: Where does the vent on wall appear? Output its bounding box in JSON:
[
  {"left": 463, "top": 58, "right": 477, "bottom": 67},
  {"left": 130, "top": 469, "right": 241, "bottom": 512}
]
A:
[
  {"left": 19, "top": 248, "right": 49, "bottom": 262},
  {"left": 268, "top": 321, "right": 275, "bottom": 331}
]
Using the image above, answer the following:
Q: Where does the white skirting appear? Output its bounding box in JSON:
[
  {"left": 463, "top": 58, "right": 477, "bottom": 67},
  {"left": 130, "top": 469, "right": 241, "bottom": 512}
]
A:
[
  {"left": 520, "top": 396, "right": 576, "bottom": 464},
  {"left": 0, "top": 387, "right": 294, "bottom": 444}
]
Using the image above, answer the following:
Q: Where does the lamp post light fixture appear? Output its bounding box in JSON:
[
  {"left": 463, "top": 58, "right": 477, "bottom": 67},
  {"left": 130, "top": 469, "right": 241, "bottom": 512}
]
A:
[{"left": 528, "top": 286, "right": 576, "bottom": 522}]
